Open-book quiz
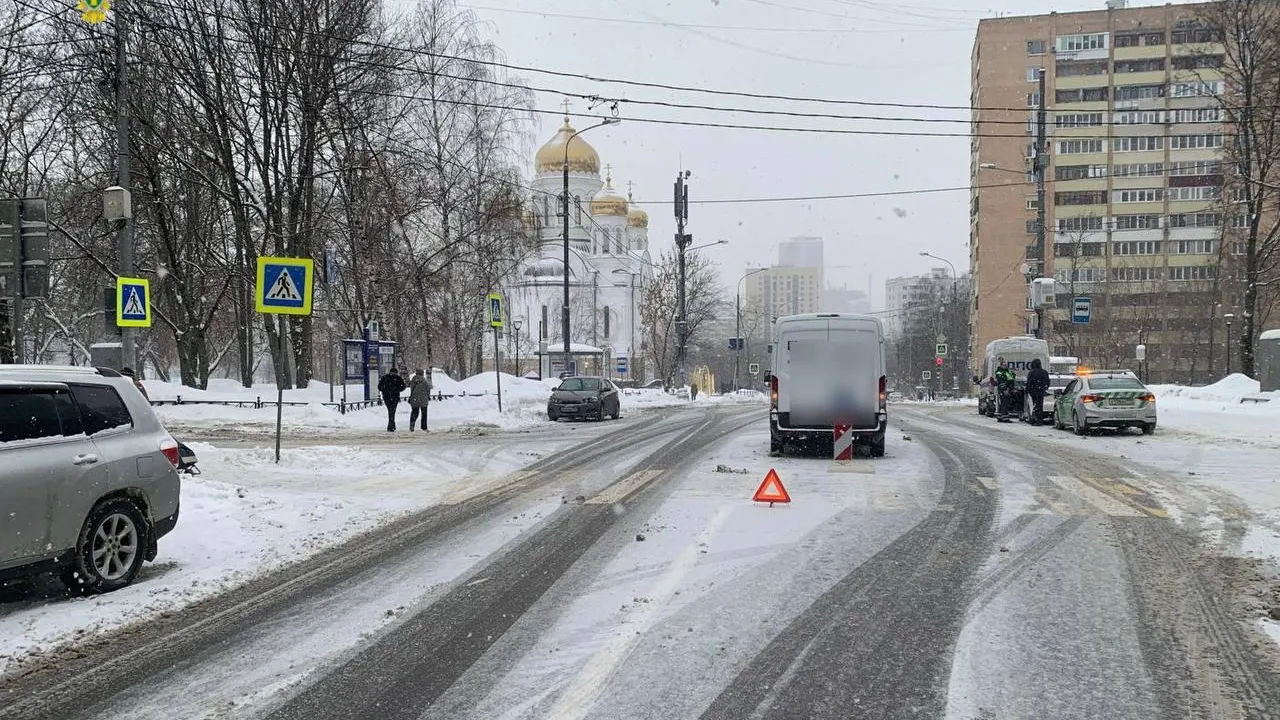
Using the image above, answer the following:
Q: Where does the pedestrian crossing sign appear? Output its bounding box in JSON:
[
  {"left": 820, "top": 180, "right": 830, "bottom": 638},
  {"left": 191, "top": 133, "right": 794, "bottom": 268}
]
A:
[
  {"left": 116, "top": 276, "right": 151, "bottom": 328},
  {"left": 256, "top": 256, "right": 314, "bottom": 316},
  {"left": 487, "top": 293, "right": 504, "bottom": 329}
]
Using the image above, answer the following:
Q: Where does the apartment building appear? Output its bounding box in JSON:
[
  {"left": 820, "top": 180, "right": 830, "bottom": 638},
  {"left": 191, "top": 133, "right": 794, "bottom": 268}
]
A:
[
  {"left": 970, "top": 0, "right": 1236, "bottom": 383},
  {"left": 744, "top": 265, "right": 823, "bottom": 319}
]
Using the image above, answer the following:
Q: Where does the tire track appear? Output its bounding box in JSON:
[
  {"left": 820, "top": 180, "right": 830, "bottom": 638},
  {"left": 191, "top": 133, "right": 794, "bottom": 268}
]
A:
[
  {"left": 906, "top": 404, "right": 1280, "bottom": 720},
  {"left": 0, "top": 408, "right": 717, "bottom": 720},
  {"left": 699, "top": 421, "right": 998, "bottom": 720},
  {"left": 263, "top": 408, "right": 763, "bottom": 720}
]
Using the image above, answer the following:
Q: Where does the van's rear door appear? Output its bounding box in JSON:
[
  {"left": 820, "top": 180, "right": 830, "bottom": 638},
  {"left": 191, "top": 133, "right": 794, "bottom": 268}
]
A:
[{"left": 829, "top": 322, "right": 881, "bottom": 430}]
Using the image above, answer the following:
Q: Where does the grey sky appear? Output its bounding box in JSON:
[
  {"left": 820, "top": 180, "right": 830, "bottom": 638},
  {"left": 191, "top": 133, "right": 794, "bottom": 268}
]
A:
[{"left": 448, "top": 0, "right": 1202, "bottom": 308}]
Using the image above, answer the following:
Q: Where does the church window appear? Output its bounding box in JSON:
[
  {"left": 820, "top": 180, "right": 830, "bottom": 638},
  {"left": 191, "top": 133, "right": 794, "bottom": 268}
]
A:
[{"left": 603, "top": 307, "right": 611, "bottom": 339}]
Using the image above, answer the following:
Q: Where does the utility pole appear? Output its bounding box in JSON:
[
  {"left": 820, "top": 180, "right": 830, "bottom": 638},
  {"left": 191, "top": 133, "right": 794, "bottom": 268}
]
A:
[
  {"left": 1033, "top": 67, "right": 1048, "bottom": 340},
  {"left": 674, "top": 171, "right": 690, "bottom": 390}
]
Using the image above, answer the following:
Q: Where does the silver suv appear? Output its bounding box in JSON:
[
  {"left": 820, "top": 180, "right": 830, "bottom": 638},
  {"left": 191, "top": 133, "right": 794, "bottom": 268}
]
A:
[{"left": 0, "top": 365, "right": 181, "bottom": 593}]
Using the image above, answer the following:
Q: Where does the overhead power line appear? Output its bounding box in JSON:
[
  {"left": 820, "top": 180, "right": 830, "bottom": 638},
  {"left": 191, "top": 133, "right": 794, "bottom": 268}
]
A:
[
  {"left": 458, "top": 4, "right": 966, "bottom": 34},
  {"left": 75, "top": 0, "right": 1064, "bottom": 113}
]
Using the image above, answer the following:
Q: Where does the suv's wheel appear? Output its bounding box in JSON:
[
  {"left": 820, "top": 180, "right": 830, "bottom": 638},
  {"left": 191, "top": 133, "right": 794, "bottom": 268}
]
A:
[
  {"left": 1142, "top": 422, "right": 1156, "bottom": 435},
  {"left": 63, "top": 498, "right": 148, "bottom": 594}
]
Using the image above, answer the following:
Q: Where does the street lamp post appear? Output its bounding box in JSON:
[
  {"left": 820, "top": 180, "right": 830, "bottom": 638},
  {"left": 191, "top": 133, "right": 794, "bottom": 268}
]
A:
[
  {"left": 562, "top": 116, "right": 620, "bottom": 378},
  {"left": 735, "top": 267, "right": 768, "bottom": 391},
  {"left": 920, "top": 252, "right": 958, "bottom": 396},
  {"left": 512, "top": 318, "right": 523, "bottom": 377},
  {"left": 1225, "top": 313, "right": 1236, "bottom": 376},
  {"left": 612, "top": 268, "right": 639, "bottom": 382}
]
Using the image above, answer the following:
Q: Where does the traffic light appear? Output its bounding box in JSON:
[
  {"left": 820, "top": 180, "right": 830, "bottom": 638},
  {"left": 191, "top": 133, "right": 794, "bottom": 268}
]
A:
[{"left": 935, "top": 357, "right": 944, "bottom": 367}]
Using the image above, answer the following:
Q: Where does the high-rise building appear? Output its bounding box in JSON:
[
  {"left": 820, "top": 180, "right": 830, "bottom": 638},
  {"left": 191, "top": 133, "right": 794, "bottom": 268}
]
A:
[
  {"left": 778, "top": 236, "right": 825, "bottom": 268},
  {"left": 744, "top": 265, "right": 823, "bottom": 318},
  {"left": 821, "top": 285, "right": 871, "bottom": 314},
  {"left": 970, "top": 1, "right": 1235, "bottom": 383}
]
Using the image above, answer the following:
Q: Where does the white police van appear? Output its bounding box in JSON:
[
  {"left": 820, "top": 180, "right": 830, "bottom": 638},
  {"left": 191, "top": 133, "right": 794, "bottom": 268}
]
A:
[{"left": 976, "top": 336, "right": 1050, "bottom": 418}]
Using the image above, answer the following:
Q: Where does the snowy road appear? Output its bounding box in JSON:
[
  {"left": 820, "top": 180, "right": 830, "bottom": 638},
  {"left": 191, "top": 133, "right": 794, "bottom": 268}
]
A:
[{"left": 3, "top": 403, "right": 1279, "bottom": 720}]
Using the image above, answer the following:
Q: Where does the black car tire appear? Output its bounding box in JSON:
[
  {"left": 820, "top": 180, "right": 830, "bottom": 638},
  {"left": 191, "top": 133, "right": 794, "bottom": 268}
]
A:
[
  {"left": 868, "top": 432, "right": 886, "bottom": 458},
  {"left": 63, "top": 498, "right": 148, "bottom": 595},
  {"left": 1073, "top": 411, "right": 1087, "bottom": 436},
  {"left": 1142, "top": 422, "right": 1156, "bottom": 435}
]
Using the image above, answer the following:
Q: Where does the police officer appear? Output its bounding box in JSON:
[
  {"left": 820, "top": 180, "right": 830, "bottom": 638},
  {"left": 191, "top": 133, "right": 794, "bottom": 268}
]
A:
[{"left": 994, "top": 358, "right": 1016, "bottom": 420}]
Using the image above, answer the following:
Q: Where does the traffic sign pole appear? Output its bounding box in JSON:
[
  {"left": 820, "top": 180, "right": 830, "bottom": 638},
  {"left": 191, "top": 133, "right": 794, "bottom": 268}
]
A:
[{"left": 488, "top": 293, "right": 504, "bottom": 412}]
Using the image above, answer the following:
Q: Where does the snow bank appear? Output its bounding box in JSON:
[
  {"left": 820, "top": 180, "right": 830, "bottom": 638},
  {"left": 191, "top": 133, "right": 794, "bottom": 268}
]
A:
[
  {"left": 1149, "top": 374, "right": 1268, "bottom": 403},
  {"left": 458, "top": 372, "right": 552, "bottom": 401}
]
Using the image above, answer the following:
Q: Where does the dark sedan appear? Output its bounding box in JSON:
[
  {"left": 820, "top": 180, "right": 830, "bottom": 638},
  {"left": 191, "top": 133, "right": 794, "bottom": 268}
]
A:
[{"left": 548, "top": 377, "right": 620, "bottom": 421}]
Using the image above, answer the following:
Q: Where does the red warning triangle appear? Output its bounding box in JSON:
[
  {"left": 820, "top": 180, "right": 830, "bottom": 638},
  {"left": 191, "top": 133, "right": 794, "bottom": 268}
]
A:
[{"left": 752, "top": 469, "right": 791, "bottom": 505}]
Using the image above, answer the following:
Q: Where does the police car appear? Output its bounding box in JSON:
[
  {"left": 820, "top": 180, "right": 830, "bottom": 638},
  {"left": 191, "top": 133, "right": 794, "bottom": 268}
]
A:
[{"left": 1051, "top": 369, "right": 1157, "bottom": 435}]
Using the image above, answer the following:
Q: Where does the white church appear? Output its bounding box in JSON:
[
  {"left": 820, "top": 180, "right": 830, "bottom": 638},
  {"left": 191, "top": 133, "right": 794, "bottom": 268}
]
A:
[{"left": 503, "top": 115, "right": 653, "bottom": 381}]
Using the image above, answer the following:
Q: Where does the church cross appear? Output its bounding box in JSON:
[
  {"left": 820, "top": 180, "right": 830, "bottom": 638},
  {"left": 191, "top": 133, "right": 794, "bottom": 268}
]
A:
[{"left": 561, "top": 98, "right": 572, "bottom": 119}]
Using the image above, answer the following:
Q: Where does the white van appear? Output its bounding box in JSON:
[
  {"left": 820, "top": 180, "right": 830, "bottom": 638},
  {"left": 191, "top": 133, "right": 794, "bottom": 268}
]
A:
[
  {"left": 768, "top": 313, "right": 887, "bottom": 457},
  {"left": 976, "top": 336, "right": 1050, "bottom": 417}
]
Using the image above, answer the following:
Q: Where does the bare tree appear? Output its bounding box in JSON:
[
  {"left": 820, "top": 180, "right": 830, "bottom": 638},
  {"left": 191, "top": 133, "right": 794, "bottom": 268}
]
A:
[
  {"left": 1202, "top": 0, "right": 1280, "bottom": 377},
  {"left": 640, "top": 249, "right": 727, "bottom": 387}
]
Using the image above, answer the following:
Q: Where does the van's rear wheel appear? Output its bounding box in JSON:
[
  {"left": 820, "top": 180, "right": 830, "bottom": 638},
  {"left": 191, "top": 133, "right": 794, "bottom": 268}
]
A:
[{"left": 868, "top": 433, "right": 886, "bottom": 458}]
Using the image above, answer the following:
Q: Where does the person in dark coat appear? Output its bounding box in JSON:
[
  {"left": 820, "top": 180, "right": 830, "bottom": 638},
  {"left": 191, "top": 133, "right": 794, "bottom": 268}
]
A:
[
  {"left": 407, "top": 369, "right": 431, "bottom": 432},
  {"left": 119, "top": 367, "right": 149, "bottom": 400},
  {"left": 1025, "top": 358, "right": 1051, "bottom": 425},
  {"left": 378, "top": 367, "right": 406, "bottom": 432}
]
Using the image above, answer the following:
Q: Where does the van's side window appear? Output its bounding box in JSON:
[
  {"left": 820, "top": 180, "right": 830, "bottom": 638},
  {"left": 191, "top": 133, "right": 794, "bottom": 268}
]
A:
[
  {"left": 67, "top": 384, "right": 133, "bottom": 436},
  {"left": 0, "top": 389, "right": 64, "bottom": 443}
]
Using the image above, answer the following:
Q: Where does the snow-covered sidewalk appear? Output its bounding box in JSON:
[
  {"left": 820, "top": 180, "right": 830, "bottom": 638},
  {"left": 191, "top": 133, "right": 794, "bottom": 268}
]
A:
[
  {"left": 0, "top": 433, "right": 565, "bottom": 676},
  {"left": 144, "top": 374, "right": 731, "bottom": 434}
]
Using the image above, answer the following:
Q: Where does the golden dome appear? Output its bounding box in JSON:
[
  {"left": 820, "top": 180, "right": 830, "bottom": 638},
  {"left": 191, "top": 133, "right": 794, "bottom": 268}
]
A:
[
  {"left": 590, "top": 173, "right": 628, "bottom": 217},
  {"left": 534, "top": 117, "right": 600, "bottom": 175},
  {"left": 626, "top": 190, "right": 648, "bottom": 228}
]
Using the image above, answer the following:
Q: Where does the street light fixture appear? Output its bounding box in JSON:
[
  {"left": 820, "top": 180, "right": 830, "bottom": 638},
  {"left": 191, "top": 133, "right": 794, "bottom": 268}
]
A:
[
  {"left": 1224, "top": 313, "right": 1236, "bottom": 376},
  {"left": 562, "top": 115, "right": 621, "bottom": 378}
]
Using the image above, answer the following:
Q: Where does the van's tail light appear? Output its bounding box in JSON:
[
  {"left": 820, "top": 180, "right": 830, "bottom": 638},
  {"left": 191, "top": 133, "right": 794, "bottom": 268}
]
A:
[
  {"left": 160, "top": 438, "right": 180, "bottom": 467},
  {"left": 1080, "top": 394, "right": 1102, "bottom": 404},
  {"left": 1139, "top": 393, "right": 1155, "bottom": 403},
  {"left": 879, "top": 376, "right": 887, "bottom": 407},
  {"left": 770, "top": 376, "right": 778, "bottom": 407}
]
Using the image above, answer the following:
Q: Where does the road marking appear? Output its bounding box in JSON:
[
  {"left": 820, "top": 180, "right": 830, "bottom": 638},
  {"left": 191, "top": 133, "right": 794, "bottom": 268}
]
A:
[
  {"left": 1081, "top": 477, "right": 1169, "bottom": 518},
  {"left": 1047, "top": 476, "right": 1144, "bottom": 517},
  {"left": 976, "top": 476, "right": 998, "bottom": 491},
  {"left": 585, "top": 470, "right": 663, "bottom": 505},
  {"left": 544, "top": 504, "right": 734, "bottom": 719}
]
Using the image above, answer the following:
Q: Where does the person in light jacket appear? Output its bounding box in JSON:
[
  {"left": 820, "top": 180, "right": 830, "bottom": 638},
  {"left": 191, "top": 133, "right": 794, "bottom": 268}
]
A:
[{"left": 408, "top": 369, "right": 431, "bottom": 432}]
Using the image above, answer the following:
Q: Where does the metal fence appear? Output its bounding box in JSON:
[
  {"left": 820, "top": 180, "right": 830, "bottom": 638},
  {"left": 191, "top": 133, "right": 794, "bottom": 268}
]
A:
[{"left": 150, "top": 393, "right": 463, "bottom": 414}]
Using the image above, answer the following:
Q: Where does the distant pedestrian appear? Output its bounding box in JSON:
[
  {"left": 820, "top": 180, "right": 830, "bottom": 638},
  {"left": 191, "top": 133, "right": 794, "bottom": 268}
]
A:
[
  {"left": 119, "top": 367, "right": 149, "bottom": 400},
  {"left": 408, "top": 368, "right": 431, "bottom": 432},
  {"left": 378, "top": 367, "right": 406, "bottom": 432},
  {"left": 1026, "top": 358, "right": 1050, "bottom": 425}
]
